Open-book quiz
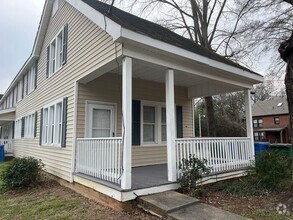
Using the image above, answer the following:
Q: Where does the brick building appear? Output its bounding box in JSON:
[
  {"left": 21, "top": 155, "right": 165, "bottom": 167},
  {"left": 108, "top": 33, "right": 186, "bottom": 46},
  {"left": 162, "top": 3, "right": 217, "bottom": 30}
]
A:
[{"left": 252, "top": 98, "right": 290, "bottom": 143}]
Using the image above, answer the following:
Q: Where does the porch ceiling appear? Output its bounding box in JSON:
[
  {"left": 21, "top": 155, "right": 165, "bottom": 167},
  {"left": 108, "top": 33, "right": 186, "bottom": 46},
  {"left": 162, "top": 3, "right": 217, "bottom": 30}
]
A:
[{"left": 110, "top": 58, "right": 246, "bottom": 98}]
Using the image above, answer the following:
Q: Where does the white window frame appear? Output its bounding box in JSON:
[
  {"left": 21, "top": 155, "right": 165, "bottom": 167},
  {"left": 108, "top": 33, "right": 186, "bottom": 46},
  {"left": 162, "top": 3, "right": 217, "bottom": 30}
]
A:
[
  {"left": 17, "top": 80, "right": 23, "bottom": 102},
  {"left": 14, "top": 118, "right": 22, "bottom": 139},
  {"left": 48, "top": 27, "right": 64, "bottom": 77},
  {"left": 141, "top": 100, "right": 167, "bottom": 146},
  {"left": 27, "top": 65, "right": 35, "bottom": 94},
  {"left": 85, "top": 101, "right": 117, "bottom": 138},
  {"left": 42, "top": 98, "right": 64, "bottom": 147},
  {"left": 24, "top": 112, "right": 35, "bottom": 139},
  {"left": 52, "top": 0, "right": 59, "bottom": 16}
]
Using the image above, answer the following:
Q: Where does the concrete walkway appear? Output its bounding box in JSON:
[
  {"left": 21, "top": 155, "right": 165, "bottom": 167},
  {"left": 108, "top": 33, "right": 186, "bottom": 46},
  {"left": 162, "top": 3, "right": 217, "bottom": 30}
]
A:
[{"left": 138, "top": 191, "right": 250, "bottom": 220}]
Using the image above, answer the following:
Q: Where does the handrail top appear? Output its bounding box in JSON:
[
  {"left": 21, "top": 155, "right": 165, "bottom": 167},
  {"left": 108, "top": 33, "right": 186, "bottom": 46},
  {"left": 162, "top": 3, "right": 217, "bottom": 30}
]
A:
[
  {"left": 76, "top": 137, "right": 123, "bottom": 141},
  {"left": 175, "top": 137, "right": 250, "bottom": 141}
]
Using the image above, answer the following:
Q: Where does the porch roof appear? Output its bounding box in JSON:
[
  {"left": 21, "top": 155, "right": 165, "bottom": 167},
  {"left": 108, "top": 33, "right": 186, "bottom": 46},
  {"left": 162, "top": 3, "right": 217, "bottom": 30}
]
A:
[
  {"left": 81, "top": 0, "right": 259, "bottom": 76},
  {"left": 258, "top": 126, "right": 287, "bottom": 132},
  {"left": 0, "top": 108, "right": 15, "bottom": 125}
]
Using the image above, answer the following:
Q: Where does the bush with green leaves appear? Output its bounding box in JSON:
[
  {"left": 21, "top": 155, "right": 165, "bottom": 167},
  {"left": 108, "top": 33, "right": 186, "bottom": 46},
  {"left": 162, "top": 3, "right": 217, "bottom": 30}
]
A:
[
  {"left": 255, "top": 150, "right": 291, "bottom": 191},
  {"left": 0, "top": 157, "right": 44, "bottom": 189},
  {"left": 179, "top": 155, "right": 210, "bottom": 192}
]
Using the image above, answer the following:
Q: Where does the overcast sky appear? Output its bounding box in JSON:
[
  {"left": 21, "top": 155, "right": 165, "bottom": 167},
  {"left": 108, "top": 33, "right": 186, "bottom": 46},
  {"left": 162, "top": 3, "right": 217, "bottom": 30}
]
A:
[{"left": 0, "top": 0, "right": 45, "bottom": 94}]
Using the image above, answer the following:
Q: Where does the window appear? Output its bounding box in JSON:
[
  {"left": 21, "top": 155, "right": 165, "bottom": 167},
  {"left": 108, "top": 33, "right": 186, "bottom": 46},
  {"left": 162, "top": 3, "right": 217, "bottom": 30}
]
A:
[
  {"left": 27, "top": 65, "right": 36, "bottom": 94},
  {"left": 274, "top": 117, "right": 280, "bottom": 124},
  {"left": 86, "top": 102, "right": 115, "bottom": 138},
  {"left": 141, "top": 102, "right": 167, "bottom": 145},
  {"left": 253, "top": 118, "right": 263, "bottom": 128},
  {"left": 17, "top": 80, "right": 23, "bottom": 102},
  {"left": 254, "top": 132, "right": 264, "bottom": 141},
  {"left": 47, "top": 25, "right": 67, "bottom": 77},
  {"left": 15, "top": 119, "right": 22, "bottom": 139},
  {"left": 52, "top": 0, "right": 59, "bottom": 16},
  {"left": 24, "top": 113, "right": 35, "bottom": 138},
  {"left": 13, "top": 87, "right": 17, "bottom": 106},
  {"left": 42, "top": 99, "right": 63, "bottom": 146}
]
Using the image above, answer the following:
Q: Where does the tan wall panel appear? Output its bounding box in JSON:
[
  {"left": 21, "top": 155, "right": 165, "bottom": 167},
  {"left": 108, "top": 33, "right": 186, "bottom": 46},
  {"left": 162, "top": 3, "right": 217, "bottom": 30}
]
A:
[{"left": 13, "top": 0, "right": 122, "bottom": 181}]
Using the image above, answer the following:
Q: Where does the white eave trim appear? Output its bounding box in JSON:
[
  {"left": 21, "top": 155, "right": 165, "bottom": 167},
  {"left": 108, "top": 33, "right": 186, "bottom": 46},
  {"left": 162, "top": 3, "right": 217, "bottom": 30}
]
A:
[
  {"left": 0, "top": 108, "right": 16, "bottom": 115},
  {"left": 66, "top": 0, "right": 122, "bottom": 40},
  {"left": 118, "top": 28, "right": 263, "bottom": 83}
]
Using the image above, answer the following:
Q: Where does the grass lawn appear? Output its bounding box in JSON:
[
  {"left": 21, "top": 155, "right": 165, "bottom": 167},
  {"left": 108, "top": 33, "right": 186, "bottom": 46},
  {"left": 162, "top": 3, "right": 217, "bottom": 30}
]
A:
[{"left": 0, "top": 161, "right": 157, "bottom": 220}]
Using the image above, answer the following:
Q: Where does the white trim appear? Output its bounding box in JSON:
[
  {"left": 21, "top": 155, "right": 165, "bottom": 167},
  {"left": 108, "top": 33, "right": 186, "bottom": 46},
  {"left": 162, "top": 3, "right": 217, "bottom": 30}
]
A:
[
  {"left": 119, "top": 28, "right": 263, "bottom": 83},
  {"left": 41, "top": 97, "right": 65, "bottom": 147},
  {"left": 244, "top": 89, "right": 254, "bottom": 158},
  {"left": 85, "top": 101, "right": 116, "bottom": 138},
  {"left": 48, "top": 26, "right": 65, "bottom": 77},
  {"left": 140, "top": 100, "right": 167, "bottom": 146},
  {"left": 66, "top": 0, "right": 121, "bottom": 40},
  {"left": 0, "top": 108, "right": 16, "bottom": 115}
]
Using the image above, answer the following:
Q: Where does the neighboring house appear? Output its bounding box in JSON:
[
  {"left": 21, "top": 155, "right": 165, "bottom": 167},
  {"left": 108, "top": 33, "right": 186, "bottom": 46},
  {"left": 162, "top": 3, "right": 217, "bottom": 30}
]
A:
[
  {"left": 252, "top": 98, "right": 290, "bottom": 143},
  {"left": 0, "top": 0, "right": 262, "bottom": 202}
]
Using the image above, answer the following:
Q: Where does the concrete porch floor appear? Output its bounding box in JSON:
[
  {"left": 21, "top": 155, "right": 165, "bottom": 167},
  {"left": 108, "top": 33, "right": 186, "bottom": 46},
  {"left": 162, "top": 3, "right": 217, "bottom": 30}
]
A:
[{"left": 75, "top": 163, "right": 174, "bottom": 192}]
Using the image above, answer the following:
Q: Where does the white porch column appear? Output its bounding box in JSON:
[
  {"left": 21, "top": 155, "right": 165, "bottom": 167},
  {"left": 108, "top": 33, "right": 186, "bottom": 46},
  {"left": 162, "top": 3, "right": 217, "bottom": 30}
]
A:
[
  {"left": 244, "top": 89, "right": 254, "bottom": 159},
  {"left": 121, "top": 57, "right": 132, "bottom": 190},
  {"left": 166, "top": 69, "right": 177, "bottom": 182}
]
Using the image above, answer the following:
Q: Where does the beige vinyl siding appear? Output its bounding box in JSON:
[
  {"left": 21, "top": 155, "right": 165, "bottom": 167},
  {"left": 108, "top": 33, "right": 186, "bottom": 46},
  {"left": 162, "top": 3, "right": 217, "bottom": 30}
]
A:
[
  {"left": 77, "top": 73, "right": 192, "bottom": 167},
  {"left": 0, "top": 111, "right": 15, "bottom": 121},
  {"left": 13, "top": 0, "right": 122, "bottom": 181}
]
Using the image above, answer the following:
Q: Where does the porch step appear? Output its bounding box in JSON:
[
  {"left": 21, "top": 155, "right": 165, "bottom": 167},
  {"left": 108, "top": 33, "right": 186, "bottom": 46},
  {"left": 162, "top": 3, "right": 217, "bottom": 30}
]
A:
[
  {"left": 137, "top": 191, "right": 250, "bottom": 220},
  {"left": 137, "top": 191, "right": 200, "bottom": 217}
]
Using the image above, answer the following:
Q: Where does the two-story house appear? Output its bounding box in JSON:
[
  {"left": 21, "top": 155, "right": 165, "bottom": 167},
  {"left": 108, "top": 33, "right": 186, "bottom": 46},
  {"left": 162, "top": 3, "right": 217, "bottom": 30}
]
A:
[
  {"left": 0, "top": 0, "right": 262, "bottom": 203},
  {"left": 252, "top": 98, "right": 290, "bottom": 143}
]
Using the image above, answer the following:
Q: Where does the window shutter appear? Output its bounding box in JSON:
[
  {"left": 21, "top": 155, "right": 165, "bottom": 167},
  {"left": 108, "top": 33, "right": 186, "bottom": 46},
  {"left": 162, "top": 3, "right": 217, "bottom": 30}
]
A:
[
  {"left": 35, "top": 61, "right": 38, "bottom": 89},
  {"left": 176, "top": 106, "right": 183, "bottom": 138},
  {"left": 39, "top": 109, "right": 43, "bottom": 145},
  {"left": 61, "top": 97, "right": 68, "bottom": 148},
  {"left": 34, "top": 111, "right": 38, "bottom": 138},
  {"left": 62, "top": 24, "right": 68, "bottom": 65},
  {"left": 11, "top": 121, "right": 15, "bottom": 139},
  {"left": 46, "top": 46, "right": 50, "bottom": 78},
  {"left": 0, "top": 127, "right": 2, "bottom": 139},
  {"left": 132, "top": 100, "right": 141, "bottom": 145},
  {"left": 21, "top": 117, "right": 25, "bottom": 138}
]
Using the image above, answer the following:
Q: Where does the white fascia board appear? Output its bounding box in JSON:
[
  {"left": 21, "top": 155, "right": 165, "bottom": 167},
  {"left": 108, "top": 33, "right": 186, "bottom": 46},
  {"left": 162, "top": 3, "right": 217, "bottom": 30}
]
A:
[
  {"left": 66, "top": 0, "right": 122, "bottom": 40},
  {"left": 119, "top": 28, "right": 264, "bottom": 83}
]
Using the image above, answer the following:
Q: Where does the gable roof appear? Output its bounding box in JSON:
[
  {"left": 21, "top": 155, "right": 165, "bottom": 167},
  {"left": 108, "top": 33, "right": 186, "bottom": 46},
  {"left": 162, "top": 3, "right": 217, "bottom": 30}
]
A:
[
  {"left": 252, "top": 98, "right": 288, "bottom": 117},
  {"left": 82, "top": 0, "right": 259, "bottom": 76}
]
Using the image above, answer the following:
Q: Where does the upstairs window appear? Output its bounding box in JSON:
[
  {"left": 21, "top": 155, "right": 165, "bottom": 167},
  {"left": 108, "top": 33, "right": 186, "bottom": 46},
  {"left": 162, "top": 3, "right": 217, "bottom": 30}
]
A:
[
  {"left": 47, "top": 25, "right": 68, "bottom": 77},
  {"left": 17, "top": 79, "right": 23, "bottom": 102},
  {"left": 52, "top": 0, "right": 59, "bottom": 16},
  {"left": 27, "top": 64, "right": 37, "bottom": 94},
  {"left": 274, "top": 117, "right": 280, "bottom": 125},
  {"left": 253, "top": 118, "right": 263, "bottom": 128}
]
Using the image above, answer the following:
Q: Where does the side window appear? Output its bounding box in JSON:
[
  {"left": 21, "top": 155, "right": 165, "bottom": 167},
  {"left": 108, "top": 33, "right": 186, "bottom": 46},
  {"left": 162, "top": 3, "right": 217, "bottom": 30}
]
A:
[{"left": 46, "top": 24, "right": 68, "bottom": 78}]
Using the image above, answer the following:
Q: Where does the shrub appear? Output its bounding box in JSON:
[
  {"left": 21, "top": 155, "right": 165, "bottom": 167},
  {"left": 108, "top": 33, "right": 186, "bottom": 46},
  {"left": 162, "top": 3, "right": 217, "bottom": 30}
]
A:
[
  {"left": 255, "top": 150, "right": 291, "bottom": 191},
  {"left": 179, "top": 154, "right": 210, "bottom": 192},
  {"left": 0, "top": 157, "right": 44, "bottom": 189}
]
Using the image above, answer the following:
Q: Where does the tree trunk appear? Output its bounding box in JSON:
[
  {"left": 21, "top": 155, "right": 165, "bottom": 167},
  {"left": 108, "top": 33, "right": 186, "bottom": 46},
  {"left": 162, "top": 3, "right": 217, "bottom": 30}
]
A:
[
  {"left": 205, "top": 96, "right": 216, "bottom": 137},
  {"left": 279, "top": 31, "right": 293, "bottom": 183}
]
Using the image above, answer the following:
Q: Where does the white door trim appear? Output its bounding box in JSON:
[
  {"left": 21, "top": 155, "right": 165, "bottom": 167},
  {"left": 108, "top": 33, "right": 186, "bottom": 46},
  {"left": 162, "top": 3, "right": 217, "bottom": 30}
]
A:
[{"left": 85, "top": 100, "right": 117, "bottom": 138}]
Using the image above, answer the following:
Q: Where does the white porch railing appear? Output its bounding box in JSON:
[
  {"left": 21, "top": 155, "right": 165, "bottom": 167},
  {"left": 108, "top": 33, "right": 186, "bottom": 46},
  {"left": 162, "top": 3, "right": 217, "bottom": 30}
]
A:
[
  {"left": 75, "top": 137, "right": 123, "bottom": 185},
  {"left": 175, "top": 137, "right": 252, "bottom": 179},
  {"left": 0, "top": 139, "right": 13, "bottom": 154}
]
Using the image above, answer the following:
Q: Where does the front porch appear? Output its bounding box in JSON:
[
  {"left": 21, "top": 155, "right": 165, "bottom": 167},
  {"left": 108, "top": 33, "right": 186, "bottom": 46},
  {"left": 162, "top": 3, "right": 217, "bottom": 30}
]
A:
[{"left": 72, "top": 44, "right": 261, "bottom": 200}]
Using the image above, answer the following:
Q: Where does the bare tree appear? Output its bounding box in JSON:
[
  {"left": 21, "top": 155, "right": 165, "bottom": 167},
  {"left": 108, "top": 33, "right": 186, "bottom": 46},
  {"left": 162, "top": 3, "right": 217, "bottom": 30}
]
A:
[{"left": 105, "top": 0, "right": 260, "bottom": 136}]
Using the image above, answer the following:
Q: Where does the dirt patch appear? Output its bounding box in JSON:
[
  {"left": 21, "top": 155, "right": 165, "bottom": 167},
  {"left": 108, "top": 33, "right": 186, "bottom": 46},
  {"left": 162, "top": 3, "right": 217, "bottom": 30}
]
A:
[{"left": 192, "top": 179, "right": 293, "bottom": 220}]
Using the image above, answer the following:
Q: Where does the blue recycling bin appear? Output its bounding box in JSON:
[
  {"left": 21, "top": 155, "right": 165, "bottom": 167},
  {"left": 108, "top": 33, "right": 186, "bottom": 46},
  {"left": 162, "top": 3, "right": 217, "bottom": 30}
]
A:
[
  {"left": 0, "top": 145, "right": 4, "bottom": 162},
  {"left": 254, "top": 142, "right": 270, "bottom": 160}
]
